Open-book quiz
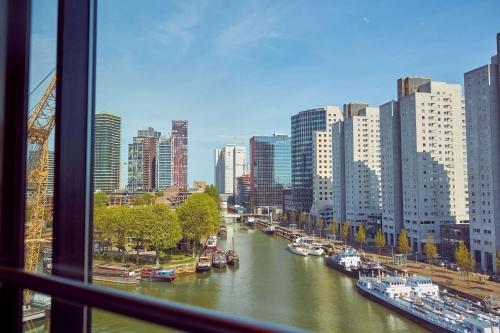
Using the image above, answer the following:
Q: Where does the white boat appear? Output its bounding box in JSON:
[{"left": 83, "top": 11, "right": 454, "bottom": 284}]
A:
[
  {"left": 295, "top": 236, "right": 324, "bottom": 256},
  {"left": 206, "top": 234, "right": 217, "bottom": 249},
  {"left": 325, "top": 247, "right": 361, "bottom": 277},
  {"left": 357, "top": 274, "right": 500, "bottom": 333},
  {"left": 287, "top": 243, "right": 308, "bottom": 256}
]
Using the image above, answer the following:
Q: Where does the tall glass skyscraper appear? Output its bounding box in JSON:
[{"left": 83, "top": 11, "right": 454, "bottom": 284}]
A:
[
  {"left": 250, "top": 134, "right": 291, "bottom": 209},
  {"left": 158, "top": 135, "right": 173, "bottom": 189},
  {"left": 291, "top": 106, "right": 341, "bottom": 211},
  {"left": 128, "top": 127, "right": 160, "bottom": 192},
  {"left": 94, "top": 113, "right": 121, "bottom": 193}
]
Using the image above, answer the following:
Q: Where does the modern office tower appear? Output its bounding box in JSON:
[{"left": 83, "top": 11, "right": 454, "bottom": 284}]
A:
[
  {"left": 343, "top": 103, "right": 368, "bottom": 119},
  {"left": 158, "top": 135, "right": 173, "bottom": 189},
  {"left": 214, "top": 145, "right": 246, "bottom": 195},
  {"left": 249, "top": 134, "right": 291, "bottom": 210},
  {"left": 172, "top": 120, "right": 188, "bottom": 189},
  {"left": 94, "top": 113, "right": 121, "bottom": 193},
  {"left": 128, "top": 128, "right": 160, "bottom": 192},
  {"left": 400, "top": 80, "right": 469, "bottom": 253},
  {"left": 464, "top": 33, "right": 500, "bottom": 272},
  {"left": 291, "top": 106, "right": 343, "bottom": 212},
  {"left": 380, "top": 101, "right": 403, "bottom": 247},
  {"left": 236, "top": 174, "right": 251, "bottom": 208},
  {"left": 343, "top": 107, "right": 382, "bottom": 235}
]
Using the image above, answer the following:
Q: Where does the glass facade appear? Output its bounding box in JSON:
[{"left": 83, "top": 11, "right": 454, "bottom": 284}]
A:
[
  {"left": 291, "top": 109, "right": 328, "bottom": 211},
  {"left": 94, "top": 113, "right": 121, "bottom": 193},
  {"left": 250, "top": 135, "right": 291, "bottom": 208},
  {"left": 158, "top": 135, "right": 173, "bottom": 189}
]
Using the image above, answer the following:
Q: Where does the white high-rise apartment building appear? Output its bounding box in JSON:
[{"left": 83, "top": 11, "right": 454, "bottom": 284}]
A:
[
  {"left": 380, "top": 100, "right": 403, "bottom": 247},
  {"left": 332, "top": 107, "right": 381, "bottom": 233},
  {"left": 400, "top": 80, "right": 469, "bottom": 253},
  {"left": 214, "top": 145, "right": 246, "bottom": 195},
  {"left": 311, "top": 107, "right": 343, "bottom": 222},
  {"left": 464, "top": 33, "right": 500, "bottom": 272}
]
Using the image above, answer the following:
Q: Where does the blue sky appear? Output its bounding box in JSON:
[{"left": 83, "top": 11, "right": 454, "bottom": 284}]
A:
[{"left": 30, "top": 0, "right": 500, "bottom": 186}]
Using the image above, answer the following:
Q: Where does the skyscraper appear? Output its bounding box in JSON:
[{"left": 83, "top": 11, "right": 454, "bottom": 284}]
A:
[
  {"left": 400, "top": 80, "right": 469, "bottom": 253},
  {"left": 249, "top": 134, "right": 291, "bottom": 209},
  {"left": 128, "top": 127, "right": 160, "bottom": 192},
  {"left": 291, "top": 106, "right": 342, "bottom": 212},
  {"left": 380, "top": 77, "right": 430, "bottom": 247},
  {"left": 214, "top": 145, "right": 246, "bottom": 195},
  {"left": 172, "top": 120, "right": 188, "bottom": 189},
  {"left": 464, "top": 33, "right": 500, "bottom": 272},
  {"left": 158, "top": 135, "right": 173, "bottom": 189},
  {"left": 332, "top": 107, "right": 381, "bottom": 234},
  {"left": 94, "top": 113, "right": 121, "bottom": 193}
]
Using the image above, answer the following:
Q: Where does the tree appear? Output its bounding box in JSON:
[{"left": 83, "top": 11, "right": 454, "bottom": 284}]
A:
[
  {"left": 318, "top": 217, "right": 326, "bottom": 237},
  {"left": 281, "top": 213, "right": 288, "bottom": 224},
  {"left": 424, "top": 233, "right": 437, "bottom": 276},
  {"left": 341, "top": 220, "right": 351, "bottom": 244},
  {"left": 299, "top": 212, "right": 307, "bottom": 231},
  {"left": 204, "top": 184, "right": 220, "bottom": 206},
  {"left": 133, "top": 193, "right": 155, "bottom": 206},
  {"left": 455, "top": 241, "right": 475, "bottom": 287},
  {"left": 327, "top": 219, "right": 338, "bottom": 239},
  {"left": 129, "top": 206, "right": 151, "bottom": 264},
  {"left": 177, "top": 193, "right": 220, "bottom": 257},
  {"left": 497, "top": 250, "right": 500, "bottom": 273},
  {"left": 397, "top": 229, "right": 410, "bottom": 256},
  {"left": 289, "top": 212, "right": 296, "bottom": 224},
  {"left": 145, "top": 204, "right": 182, "bottom": 266},
  {"left": 111, "top": 206, "right": 133, "bottom": 263},
  {"left": 94, "top": 192, "right": 109, "bottom": 208},
  {"left": 355, "top": 224, "right": 367, "bottom": 250},
  {"left": 374, "top": 229, "right": 385, "bottom": 255}
]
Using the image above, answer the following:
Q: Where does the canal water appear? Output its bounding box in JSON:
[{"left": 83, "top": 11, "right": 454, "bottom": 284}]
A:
[{"left": 92, "top": 224, "right": 428, "bottom": 332}]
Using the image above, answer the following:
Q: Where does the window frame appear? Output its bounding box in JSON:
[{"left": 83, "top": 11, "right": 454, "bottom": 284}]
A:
[{"left": 0, "top": 1, "right": 302, "bottom": 332}]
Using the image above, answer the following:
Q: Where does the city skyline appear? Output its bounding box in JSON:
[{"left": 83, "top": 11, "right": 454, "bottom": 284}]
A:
[{"left": 29, "top": 1, "right": 500, "bottom": 185}]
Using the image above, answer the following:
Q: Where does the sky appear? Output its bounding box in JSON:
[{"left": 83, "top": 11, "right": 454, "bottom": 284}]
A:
[{"left": 29, "top": 0, "right": 500, "bottom": 187}]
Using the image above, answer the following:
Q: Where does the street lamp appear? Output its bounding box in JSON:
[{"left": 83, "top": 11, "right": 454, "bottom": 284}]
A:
[{"left": 415, "top": 251, "right": 419, "bottom": 264}]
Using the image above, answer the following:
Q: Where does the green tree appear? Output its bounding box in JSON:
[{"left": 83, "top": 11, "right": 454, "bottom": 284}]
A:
[
  {"left": 341, "top": 220, "right": 351, "bottom": 244},
  {"left": 327, "top": 219, "right": 338, "bottom": 238},
  {"left": 129, "top": 206, "right": 151, "bottom": 264},
  {"left": 111, "top": 206, "right": 133, "bottom": 263},
  {"left": 318, "top": 217, "right": 326, "bottom": 237},
  {"left": 355, "top": 224, "right": 367, "bottom": 250},
  {"left": 455, "top": 241, "right": 475, "bottom": 287},
  {"left": 424, "top": 233, "right": 437, "bottom": 276},
  {"left": 397, "top": 229, "right": 410, "bottom": 257},
  {"left": 497, "top": 250, "right": 500, "bottom": 272},
  {"left": 145, "top": 204, "right": 182, "bottom": 266},
  {"left": 374, "top": 229, "right": 385, "bottom": 255},
  {"left": 204, "top": 184, "right": 220, "bottom": 206},
  {"left": 94, "top": 192, "right": 109, "bottom": 208},
  {"left": 155, "top": 191, "right": 164, "bottom": 197},
  {"left": 177, "top": 193, "right": 220, "bottom": 257},
  {"left": 133, "top": 193, "right": 155, "bottom": 206},
  {"left": 299, "top": 212, "right": 307, "bottom": 231}
]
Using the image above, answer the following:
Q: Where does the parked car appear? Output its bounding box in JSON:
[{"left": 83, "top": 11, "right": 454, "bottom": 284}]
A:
[
  {"left": 488, "top": 275, "right": 500, "bottom": 283},
  {"left": 447, "top": 263, "right": 460, "bottom": 271},
  {"left": 437, "top": 260, "right": 447, "bottom": 267}
]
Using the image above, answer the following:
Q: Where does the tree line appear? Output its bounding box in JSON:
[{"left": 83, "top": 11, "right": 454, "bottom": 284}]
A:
[{"left": 93, "top": 191, "right": 220, "bottom": 266}]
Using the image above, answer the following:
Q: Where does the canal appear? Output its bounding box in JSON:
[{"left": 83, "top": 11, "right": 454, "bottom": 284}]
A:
[{"left": 92, "top": 224, "right": 428, "bottom": 332}]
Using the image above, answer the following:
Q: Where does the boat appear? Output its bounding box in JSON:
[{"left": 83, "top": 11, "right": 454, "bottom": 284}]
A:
[
  {"left": 206, "top": 234, "right": 217, "bottom": 250},
  {"left": 218, "top": 224, "right": 227, "bottom": 237},
  {"left": 196, "top": 254, "right": 212, "bottom": 272},
  {"left": 212, "top": 249, "right": 227, "bottom": 268},
  {"left": 356, "top": 274, "right": 500, "bottom": 333},
  {"left": 324, "top": 247, "right": 361, "bottom": 277},
  {"left": 263, "top": 225, "right": 277, "bottom": 236},
  {"left": 226, "top": 237, "right": 239, "bottom": 265},
  {"left": 287, "top": 243, "right": 308, "bottom": 256},
  {"left": 295, "top": 236, "right": 324, "bottom": 256},
  {"left": 140, "top": 268, "right": 176, "bottom": 282},
  {"left": 246, "top": 216, "right": 256, "bottom": 228}
]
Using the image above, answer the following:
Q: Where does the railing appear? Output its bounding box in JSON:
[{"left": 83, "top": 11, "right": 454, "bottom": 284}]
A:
[{"left": 0, "top": 267, "right": 307, "bottom": 333}]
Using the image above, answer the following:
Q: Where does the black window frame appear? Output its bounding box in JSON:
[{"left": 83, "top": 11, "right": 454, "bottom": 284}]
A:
[{"left": 0, "top": 1, "right": 303, "bottom": 332}]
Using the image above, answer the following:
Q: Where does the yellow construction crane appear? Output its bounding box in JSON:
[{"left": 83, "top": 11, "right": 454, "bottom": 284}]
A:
[{"left": 25, "top": 75, "right": 56, "bottom": 303}]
